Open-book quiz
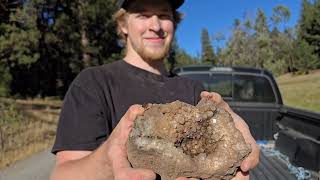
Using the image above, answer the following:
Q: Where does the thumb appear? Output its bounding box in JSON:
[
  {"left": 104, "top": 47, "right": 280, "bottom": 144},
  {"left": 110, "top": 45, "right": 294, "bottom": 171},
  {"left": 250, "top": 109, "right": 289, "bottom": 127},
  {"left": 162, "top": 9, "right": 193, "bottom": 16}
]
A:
[
  {"left": 200, "top": 91, "right": 211, "bottom": 99},
  {"left": 133, "top": 168, "right": 156, "bottom": 180},
  {"left": 114, "top": 168, "right": 156, "bottom": 180},
  {"left": 110, "top": 104, "right": 145, "bottom": 145}
]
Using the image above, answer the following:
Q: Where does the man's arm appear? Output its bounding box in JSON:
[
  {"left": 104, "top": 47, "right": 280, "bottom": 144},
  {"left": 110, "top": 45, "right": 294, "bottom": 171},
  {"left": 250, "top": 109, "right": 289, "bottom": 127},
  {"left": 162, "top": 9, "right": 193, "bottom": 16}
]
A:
[{"left": 50, "top": 105, "right": 156, "bottom": 180}]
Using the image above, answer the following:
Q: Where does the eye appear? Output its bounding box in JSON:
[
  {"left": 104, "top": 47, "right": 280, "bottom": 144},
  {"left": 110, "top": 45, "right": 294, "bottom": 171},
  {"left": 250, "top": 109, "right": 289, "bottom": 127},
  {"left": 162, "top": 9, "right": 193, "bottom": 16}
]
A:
[
  {"left": 159, "top": 14, "right": 173, "bottom": 20},
  {"left": 136, "top": 13, "right": 150, "bottom": 19}
]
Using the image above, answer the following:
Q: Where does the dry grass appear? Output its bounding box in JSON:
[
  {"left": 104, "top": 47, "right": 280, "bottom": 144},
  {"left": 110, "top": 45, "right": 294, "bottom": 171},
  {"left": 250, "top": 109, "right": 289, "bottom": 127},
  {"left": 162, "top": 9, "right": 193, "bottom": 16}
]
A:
[
  {"left": 277, "top": 69, "right": 320, "bottom": 113},
  {"left": 0, "top": 99, "right": 60, "bottom": 169}
]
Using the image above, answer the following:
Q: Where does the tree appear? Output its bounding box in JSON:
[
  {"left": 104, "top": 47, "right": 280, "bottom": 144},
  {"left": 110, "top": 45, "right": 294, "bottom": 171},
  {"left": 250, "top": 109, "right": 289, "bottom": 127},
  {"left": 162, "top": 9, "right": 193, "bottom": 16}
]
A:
[
  {"left": 0, "top": 1, "right": 40, "bottom": 96},
  {"left": 0, "top": 0, "right": 23, "bottom": 24},
  {"left": 0, "top": 0, "right": 123, "bottom": 97},
  {"left": 271, "top": 5, "right": 291, "bottom": 29},
  {"left": 254, "top": 9, "right": 269, "bottom": 34},
  {"left": 254, "top": 9, "right": 272, "bottom": 68},
  {"left": 201, "top": 28, "right": 215, "bottom": 65},
  {"left": 297, "top": 0, "right": 320, "bottom": 68},
  {"left": 212, "top": 32, "right": 225, "bottom": 65},
  {"left": 221, "top": 19, "right": 247, "bottom": 66},
  {"left": 292, "top": 39, "right": 319, "bottom": 73},
  {"left": 165, "top": 38, "right": 198, "bottom": 72}
]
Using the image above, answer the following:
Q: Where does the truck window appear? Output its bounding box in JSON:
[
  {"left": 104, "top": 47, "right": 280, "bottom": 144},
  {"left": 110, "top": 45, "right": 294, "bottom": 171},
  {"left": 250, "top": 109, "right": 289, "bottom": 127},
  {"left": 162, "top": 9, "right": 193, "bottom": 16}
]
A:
[
  {"left": 233, "top": 75, "right": 276, "bottom": 103},
  {"left": 181, "top": 74, "right": 232, "bottom": 98},
  {"left": 210, "top": 74, "right": 232, "bottom": 98}
]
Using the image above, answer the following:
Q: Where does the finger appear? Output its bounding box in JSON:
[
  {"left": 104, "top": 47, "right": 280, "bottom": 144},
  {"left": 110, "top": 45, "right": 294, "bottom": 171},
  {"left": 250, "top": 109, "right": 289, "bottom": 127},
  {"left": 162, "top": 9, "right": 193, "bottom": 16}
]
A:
[
  {"left": 201, "top": 91, "right": 233, "bottom": 113},
  {"left": 240, "top": 142, "right": 260, "bottom": 171},
  {"left": 114, "top": 168, "right": 156, "bottom": 180},
  {"left": 200, "top": 91, "right": 210, "bottom": 99},
  {"left": 107, "top": 105, "right": 145, "bottom": 169},
  {"left": 200, "top": 91, "right": 222, "bottom": 104},
  {"left": 231, "top": 170, "right": 249, "bottom": 180},
  {"left": 132, "top": 168, "right": 156, "bottom": 180},
  {"left": 119, "top": 104, "right": 145, "bottom": 129},
  {"left": 111, "top": 104, "right": 145, "bottom": 143},
  {"left": 231, "top": 114, "right": 259, "bottom": 171}
]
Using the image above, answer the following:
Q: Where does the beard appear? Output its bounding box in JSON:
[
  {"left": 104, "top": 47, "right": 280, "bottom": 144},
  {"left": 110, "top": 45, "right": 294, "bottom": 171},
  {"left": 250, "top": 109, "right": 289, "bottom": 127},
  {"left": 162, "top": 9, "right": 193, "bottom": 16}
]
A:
[{"left": 132, "top": 39, "right": 171, "bottom": 62}]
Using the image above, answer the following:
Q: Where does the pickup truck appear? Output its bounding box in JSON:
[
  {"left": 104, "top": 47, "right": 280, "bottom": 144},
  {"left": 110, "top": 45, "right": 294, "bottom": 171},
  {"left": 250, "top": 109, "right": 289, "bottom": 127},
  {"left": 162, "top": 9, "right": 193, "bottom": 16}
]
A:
[{"left": 173, "top": 65, "right": 320, "bottom": 180}]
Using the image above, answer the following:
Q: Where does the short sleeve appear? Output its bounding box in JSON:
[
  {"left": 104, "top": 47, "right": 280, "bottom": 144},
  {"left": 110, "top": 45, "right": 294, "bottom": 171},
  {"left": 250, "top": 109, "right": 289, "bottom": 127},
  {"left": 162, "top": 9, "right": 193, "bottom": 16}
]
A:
[{"left": 52, "top": 70, "right": 110, "bottom": 154}]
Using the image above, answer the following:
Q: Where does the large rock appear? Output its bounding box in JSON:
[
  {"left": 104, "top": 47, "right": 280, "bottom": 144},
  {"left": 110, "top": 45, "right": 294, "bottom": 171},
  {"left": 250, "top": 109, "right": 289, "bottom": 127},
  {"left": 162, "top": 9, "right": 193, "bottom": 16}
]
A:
[{"left": 127, "top": 98, "right": 251, "bottom": 180}]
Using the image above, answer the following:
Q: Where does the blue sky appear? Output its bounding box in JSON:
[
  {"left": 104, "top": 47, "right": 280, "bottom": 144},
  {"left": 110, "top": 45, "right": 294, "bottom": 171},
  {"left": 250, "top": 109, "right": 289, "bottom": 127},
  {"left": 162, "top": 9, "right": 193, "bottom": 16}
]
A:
[{"left": 175, "top": 0, "right": 302, "bottom": 57}]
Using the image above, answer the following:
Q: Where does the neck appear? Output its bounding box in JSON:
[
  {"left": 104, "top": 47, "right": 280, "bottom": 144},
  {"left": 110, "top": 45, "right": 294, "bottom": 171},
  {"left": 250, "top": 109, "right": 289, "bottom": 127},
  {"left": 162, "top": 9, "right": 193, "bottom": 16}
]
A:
[
  {"left": 124, "top": 56, "right": 167, "bottom": 75},
  {"left": 124, "top": 46, "right": 167, "bottom": 76}
]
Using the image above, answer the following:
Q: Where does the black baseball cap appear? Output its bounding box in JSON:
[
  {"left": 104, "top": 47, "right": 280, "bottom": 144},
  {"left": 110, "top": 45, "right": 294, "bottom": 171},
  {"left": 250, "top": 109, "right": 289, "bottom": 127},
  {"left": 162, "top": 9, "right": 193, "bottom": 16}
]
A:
[{"left": 118, "top": 0, "right": 185, "bottom": 10}]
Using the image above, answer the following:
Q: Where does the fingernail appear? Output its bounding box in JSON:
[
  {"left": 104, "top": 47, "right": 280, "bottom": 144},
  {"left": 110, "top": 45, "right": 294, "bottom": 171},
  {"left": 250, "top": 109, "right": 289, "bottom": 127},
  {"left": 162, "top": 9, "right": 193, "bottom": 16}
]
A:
[{"left": 142, "top": 173, "right": 158, "bottom": 180}]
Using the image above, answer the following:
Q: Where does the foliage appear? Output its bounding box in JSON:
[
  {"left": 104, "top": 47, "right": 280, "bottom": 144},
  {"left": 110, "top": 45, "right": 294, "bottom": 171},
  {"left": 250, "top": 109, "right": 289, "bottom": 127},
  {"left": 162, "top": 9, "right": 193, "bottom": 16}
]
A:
[
  {"left": 0, "top": 0, "right": 122, "bottom": 98},
  {"left": 220, "top": 4, "right": 320, "bottom": 75},
  {"left": 0, "top": 1, "right": 40, "bottom": 96},
  {"left": 165, "top": 38, "right": 199, "bottom": 72},
  {"left": 0, "top": 100, "right": 22, "bottom": 125},
  {"left": 201, "top": 28, "right": 215, "bottom": 65},
  {"left": 1, "top": 1, "right": 320, "bottom": 98},
  {"left": 297, "top": 0, "right": 320, "bottom": 67},
  {"left": 0, "top": 65, "right": 12, "bottom": 96}
]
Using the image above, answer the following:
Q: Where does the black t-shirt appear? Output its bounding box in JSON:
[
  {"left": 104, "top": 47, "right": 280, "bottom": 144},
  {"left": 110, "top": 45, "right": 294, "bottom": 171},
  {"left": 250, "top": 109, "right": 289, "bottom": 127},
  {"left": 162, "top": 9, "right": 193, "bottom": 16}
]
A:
[{"left": 52, "top": 60, "right": 204, "bottom": 154}]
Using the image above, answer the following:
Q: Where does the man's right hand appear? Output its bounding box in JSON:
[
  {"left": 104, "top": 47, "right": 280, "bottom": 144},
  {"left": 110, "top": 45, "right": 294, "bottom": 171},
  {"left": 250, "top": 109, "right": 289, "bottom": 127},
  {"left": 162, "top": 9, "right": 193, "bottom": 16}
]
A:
[{"left": 104, "top": 105, "right": 156, "bottom": 180}]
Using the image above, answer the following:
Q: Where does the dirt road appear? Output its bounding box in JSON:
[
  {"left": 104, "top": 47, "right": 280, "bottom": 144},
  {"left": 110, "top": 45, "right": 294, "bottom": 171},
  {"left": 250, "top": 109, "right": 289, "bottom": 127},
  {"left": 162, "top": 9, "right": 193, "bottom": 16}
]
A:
[{"left": 0, "top": 149, "right": 55, "bottom": 180}]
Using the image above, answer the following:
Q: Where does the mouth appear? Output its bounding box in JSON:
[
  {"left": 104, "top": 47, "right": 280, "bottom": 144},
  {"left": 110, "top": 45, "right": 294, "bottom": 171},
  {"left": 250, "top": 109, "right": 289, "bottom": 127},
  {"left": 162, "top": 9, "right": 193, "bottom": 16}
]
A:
[{"left": 144, "top": 37, "right": 166, "bottom": 44}]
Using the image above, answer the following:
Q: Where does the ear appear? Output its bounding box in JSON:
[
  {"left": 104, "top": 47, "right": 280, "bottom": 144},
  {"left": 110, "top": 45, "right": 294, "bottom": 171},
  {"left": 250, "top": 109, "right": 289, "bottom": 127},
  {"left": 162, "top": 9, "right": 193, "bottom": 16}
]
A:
[{"left": 119, "top": 20, "right": 128, "bottom": 35}]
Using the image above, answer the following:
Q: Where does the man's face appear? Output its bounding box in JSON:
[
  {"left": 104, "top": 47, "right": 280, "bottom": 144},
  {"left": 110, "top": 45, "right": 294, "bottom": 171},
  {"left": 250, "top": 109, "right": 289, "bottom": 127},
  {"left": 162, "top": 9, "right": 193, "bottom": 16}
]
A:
[{"left": 122, "top": 0, "right": 175, "bottom": 62}]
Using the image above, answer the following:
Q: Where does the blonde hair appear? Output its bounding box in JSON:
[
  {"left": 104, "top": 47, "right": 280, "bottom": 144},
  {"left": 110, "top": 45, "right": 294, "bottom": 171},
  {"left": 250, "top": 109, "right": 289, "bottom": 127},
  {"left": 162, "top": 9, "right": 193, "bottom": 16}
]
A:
[{"left": 113, "top": 8, "right": 184, "bottom": 46}]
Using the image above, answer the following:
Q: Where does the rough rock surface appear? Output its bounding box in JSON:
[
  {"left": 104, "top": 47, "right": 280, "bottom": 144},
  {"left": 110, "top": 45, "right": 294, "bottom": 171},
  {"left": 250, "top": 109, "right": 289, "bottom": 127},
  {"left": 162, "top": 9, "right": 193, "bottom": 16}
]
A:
[{"left": 127, "top": 98, "right": 251, "bottom": 180}]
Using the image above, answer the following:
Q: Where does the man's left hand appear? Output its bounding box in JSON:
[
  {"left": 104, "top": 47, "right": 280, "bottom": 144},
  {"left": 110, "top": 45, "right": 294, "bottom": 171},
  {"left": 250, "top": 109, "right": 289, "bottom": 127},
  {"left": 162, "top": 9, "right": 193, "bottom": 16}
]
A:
[{"left": 200, "top": 91, "right": 260, "bottom": 180}]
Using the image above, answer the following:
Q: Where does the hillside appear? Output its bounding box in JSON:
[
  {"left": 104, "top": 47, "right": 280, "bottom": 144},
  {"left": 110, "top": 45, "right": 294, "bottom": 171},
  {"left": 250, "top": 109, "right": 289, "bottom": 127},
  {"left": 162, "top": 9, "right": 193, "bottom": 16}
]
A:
[{"left": 277, "top": 70, "right": 320, "bottom": 113}]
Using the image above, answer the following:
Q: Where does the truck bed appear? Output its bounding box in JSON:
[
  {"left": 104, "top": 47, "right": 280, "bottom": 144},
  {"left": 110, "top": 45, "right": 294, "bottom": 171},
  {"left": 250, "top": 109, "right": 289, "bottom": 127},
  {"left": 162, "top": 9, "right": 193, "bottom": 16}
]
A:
[
  {"left": 251, "top": 148, "right": 320, "bottom": 180},
  {"left": 251, "top": 151, "right": 297, "bottom": 180}
]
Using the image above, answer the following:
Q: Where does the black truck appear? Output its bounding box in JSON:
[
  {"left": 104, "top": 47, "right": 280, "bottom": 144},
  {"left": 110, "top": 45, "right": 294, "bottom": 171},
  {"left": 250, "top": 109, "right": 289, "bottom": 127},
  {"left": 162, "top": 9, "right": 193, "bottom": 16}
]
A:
[{"left": 173, "top": 65, "right": 320, "bottom": 180}]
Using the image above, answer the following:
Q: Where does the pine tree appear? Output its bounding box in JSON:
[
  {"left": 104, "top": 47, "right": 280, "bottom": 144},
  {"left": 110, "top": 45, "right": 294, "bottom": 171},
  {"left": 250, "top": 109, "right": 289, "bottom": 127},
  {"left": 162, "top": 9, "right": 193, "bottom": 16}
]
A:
[
  {"left": 201, "top": 28, "right": 215, "bottom": 65},
  {"left": 297, "top": 0, "right": 320, "bottom": 68},
  {"left": 254, "top": 9, "right": 272, "bottom": 68},
  {"left": 0, "top": 1, "right": 40, "bottom": 96},
  {"left": 166, "top": 38, "right": 198, "bottom": 71}
]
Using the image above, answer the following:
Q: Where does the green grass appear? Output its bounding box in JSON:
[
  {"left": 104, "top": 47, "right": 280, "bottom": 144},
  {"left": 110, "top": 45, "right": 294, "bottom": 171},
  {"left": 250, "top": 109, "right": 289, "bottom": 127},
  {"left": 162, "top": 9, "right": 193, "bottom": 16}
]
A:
[{"left": 276, "top": 70, "right": 320, "bottom": 113}]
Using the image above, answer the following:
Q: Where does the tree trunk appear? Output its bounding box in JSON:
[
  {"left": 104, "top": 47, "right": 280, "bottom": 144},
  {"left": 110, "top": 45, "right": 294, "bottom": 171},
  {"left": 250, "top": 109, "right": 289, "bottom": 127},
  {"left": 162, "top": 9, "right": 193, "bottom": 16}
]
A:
[{"left": 81, "top": 29, "right": 90, "bottom": 67}]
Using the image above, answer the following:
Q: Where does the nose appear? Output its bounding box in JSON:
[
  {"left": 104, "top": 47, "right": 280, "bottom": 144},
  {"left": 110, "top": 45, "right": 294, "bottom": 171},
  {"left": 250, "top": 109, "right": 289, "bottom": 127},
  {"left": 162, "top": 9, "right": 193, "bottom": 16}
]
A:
[{"left": 149, "top": 15, "right": 161, "bottom": 32}]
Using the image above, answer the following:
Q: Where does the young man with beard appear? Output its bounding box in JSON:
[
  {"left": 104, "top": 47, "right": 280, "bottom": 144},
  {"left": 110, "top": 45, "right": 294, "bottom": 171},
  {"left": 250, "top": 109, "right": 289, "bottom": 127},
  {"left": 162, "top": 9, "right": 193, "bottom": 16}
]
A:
[{"left": 50, "top": 0, "right": 259, "bottom": 179}]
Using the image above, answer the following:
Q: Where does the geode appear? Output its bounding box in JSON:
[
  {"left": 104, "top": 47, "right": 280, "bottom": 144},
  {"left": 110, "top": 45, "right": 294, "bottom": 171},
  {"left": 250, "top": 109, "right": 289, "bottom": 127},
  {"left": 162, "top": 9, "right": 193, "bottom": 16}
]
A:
[{"left": 127, "top": 98, "right": 251, "bottom": 180}]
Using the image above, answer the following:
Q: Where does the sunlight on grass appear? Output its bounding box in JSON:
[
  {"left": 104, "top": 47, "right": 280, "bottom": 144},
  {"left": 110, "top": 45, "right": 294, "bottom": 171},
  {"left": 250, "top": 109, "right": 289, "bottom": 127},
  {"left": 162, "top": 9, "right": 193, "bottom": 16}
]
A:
[{"left": 277, "top": 70, "right": 320, "bottom": 113}]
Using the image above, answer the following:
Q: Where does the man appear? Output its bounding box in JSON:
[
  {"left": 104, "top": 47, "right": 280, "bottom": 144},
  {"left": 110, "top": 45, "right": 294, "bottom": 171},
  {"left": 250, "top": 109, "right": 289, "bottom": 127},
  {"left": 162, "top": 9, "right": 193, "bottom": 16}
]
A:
[{"left": 50, "top": 0, "right": 259, "bottom": 179}]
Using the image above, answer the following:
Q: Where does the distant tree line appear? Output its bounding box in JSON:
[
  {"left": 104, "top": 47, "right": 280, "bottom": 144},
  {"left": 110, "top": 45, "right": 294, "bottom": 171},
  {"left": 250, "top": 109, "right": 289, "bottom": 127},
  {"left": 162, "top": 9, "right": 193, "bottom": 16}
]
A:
[
  {"left": 0, "top": 0, "right": 122, "bottom": 97},
  {"left": 0, "top": 0, "right": 198, "bottom": 98},
  {"left": 0, "top": 0, "right": 319, "bottom": 98},
  {"left": 200, "top": 1, "right": 320, "bottom": 76}
]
